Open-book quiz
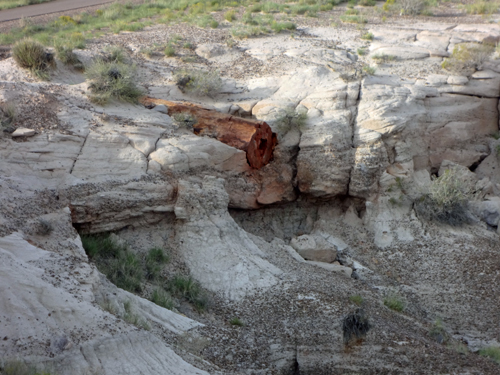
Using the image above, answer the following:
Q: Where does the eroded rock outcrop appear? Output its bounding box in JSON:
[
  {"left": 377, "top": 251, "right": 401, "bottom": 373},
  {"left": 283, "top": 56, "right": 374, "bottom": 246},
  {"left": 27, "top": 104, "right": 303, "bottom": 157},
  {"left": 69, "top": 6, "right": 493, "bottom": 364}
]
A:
[{"left": 174, "top": 176, "right": 282, "bottom": 300}]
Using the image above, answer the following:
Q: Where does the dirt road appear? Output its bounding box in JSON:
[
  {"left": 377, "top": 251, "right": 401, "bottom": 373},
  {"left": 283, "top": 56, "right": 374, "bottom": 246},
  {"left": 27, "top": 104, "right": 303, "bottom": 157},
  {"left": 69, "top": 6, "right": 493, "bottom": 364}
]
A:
[{"left": 0, "top": 0, "right": 113, "bottom": 23}]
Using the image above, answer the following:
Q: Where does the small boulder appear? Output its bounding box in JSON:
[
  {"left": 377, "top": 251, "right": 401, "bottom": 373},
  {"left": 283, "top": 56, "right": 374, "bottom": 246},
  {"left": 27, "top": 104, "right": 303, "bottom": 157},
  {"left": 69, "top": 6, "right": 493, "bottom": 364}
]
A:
[
  {"left": 290, "top": 234, "right": 338, "bottom": 263},
  {"left": 12, "top": 128, "right": 35, "bottom": 137},
  {"left": 447, "top": 75, "right": 468, "bottom": 85},
  {"left": 153, "top": 104, "right": 169, "bottom": 114}
]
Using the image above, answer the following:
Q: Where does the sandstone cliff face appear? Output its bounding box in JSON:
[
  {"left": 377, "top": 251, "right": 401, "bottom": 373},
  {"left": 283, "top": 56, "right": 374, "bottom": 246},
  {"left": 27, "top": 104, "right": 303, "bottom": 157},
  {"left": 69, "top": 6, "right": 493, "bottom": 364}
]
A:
[{"left": 1, "top": 16, "right": 500, "bottom": 375}]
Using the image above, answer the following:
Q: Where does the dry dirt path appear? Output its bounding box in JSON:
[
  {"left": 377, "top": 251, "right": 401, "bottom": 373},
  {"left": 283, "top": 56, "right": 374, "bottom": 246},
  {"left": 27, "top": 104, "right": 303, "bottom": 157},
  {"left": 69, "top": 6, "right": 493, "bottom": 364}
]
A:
[{"left": 0, "top": 0, "right": 113, "bottom": 22}]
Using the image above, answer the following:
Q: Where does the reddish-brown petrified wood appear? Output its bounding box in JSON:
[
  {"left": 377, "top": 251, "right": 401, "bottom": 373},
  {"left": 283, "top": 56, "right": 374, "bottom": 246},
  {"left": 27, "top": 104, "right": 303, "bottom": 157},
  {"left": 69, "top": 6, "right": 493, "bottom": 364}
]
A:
[{"left": 141, "top": 97, "right": 276, "bottom": 169}]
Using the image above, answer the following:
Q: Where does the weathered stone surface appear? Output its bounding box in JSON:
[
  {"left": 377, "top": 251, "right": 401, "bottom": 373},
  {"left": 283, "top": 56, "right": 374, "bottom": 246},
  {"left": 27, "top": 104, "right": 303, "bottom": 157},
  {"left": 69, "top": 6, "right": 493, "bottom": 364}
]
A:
[
  {"left": 71, "top": 132, "right": 147, "bottom": 182},
  {"left": 0, "top": 232, "right": 205, "bottom": 375},
  {"left": 195, "top": 43, "right": 226, "bottom": 59},
  {"left": 471, "top": 199, "right": 500, "bottom": 227},
  {"left": 306, "top": 261, "right": 352, "bottom": 277},
  {"left": 447, "top": 75, "right": 468, "bottom": 85},
  {"left": 149, "top": 135, "right": 250, "bottom": 173},
  {"left": 174, "top": 176, "right": 282, "bottom": 300}
]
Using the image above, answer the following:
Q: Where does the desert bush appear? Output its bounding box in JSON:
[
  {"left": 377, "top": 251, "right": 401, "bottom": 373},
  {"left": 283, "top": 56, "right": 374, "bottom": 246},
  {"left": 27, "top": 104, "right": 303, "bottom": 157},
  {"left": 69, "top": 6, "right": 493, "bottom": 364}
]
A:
[
  {"left": 274, "top": 108, "right": 307, "bottom": 136},
  {"left": 383, "top": 292, "right": 405, "bottom": 312},
  {"left": 479, "top": 346, "right": 500, "bottom": 364},
  {"left": 415, "top": 167, "right": 473, "bottom": 226},
  {"left": 441, "top": 43, "right": 493, "bottom": 74},
  {"left": 12, "top": 38, "right": 53, "bottom": 79},
  {"left": 224, "top": 9, "right": 236, "bottom": 22},
  {"left": 466, "top": 1, "right": 498, "bottom": 15},
  {"left": 85, "top": 60, "right": 143, "bottom": 104},
  {"left": 174, "top": 69, "right": 222, "bottom": 97},
  {"left": 342, "top": 309, "right": 371, "bottom": 345},
  {"left": 429, "top": 318, "right": 449, "bottom": 344},
  {"left": 37, "top": 219, "right": 53, "bottom": 235},
  {"left": 398, "top": 0, "right": 425, "bottom": 15},
  {"left": 104, "top": 46, "right": 127, "bottom": 63}
]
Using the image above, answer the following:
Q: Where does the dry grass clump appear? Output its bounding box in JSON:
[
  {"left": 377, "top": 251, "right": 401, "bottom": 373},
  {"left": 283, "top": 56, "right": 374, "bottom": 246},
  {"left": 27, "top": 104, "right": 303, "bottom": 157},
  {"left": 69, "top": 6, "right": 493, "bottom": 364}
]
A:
[
  {"left": 174, "top": 69, "right": 222, "bottom": 97},
  {"left": 415, "top": 167, "right": 474, "bottom": 226},
  {"left": 85, "top": 60, "right": 143, "bottom": 104},
  {"left": 441, "top": 43, "right": 494, "bottom": 74},
  {"left": 12, "top": 38, "right": 54, "bottom": 79},
  {"left": 383, "top": 292, "right": 405, "bottom": 312}
]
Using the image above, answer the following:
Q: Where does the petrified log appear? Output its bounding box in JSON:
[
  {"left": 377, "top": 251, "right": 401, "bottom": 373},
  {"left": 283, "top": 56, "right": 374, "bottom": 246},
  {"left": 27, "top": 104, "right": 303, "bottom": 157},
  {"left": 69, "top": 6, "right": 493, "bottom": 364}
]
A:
[{"left": 141, "top": 97, "right": 277, "bottom": 169}]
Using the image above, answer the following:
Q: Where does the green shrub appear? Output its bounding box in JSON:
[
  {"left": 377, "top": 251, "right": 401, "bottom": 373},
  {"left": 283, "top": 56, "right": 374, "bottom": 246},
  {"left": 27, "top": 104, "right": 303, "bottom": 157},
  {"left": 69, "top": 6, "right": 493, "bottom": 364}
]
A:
[
  {"left": 210, "top": 20, "right": 219, "bottom": 28},
  {"left": 105, "top": 46, "right": 127, "bottom": 63},
  {"left": 357, "top": 47, "right": 367, "bottom": 56},
  {"left": 54, "top": 44, "right": 81, "bottom": 67},
  {"left": 384, "top": 293, "right": 405, "bottom": 312},
  {"left": 345, "top": 8, "right": 359, "bottom": 15},
  {"left": 359, "top": 0, "right": 376, "bottom": 6},
  {"left": 349, "top": 295, "right": 364, "bottom": 305},
  {"left": 85, "top": 60, "right": 143, "bottom": 104},
  {"left": 229, "top": 317, "right": 245, "bottom": 326},
  {"left": 151, "top": 288, "right": 174, "bottom": 310},
  {"left": 361, "top": 32, "right": 374, "bottom": 40},
  {"left": 415, "top": 167, "right": 473, "bottom": 226},
  {"left": 164, "top": 44, "right": 175, "bottom": 57},
  {"left": 12, "top": 38, "right": 53, "bottom": 79},
  {"left": 274, "top": 108, "right": 307, "bottom": 136},
  {"left": 174, "top": 69, "right": 222, "bottom": 97},
  {"left": 168, "top": 275, "right": 208, "bottom": 312},
  {"left": 81, "top": 235, "right": 144, "bottom": 292},
  {"left": 362, "top": 65, "right": 376, "bottom": 75},
  {"left": 479, "top": 346, "right": 500, "bottom": 364},
  {"left": 441, "top": 43, "right": 493, "bottom": 73}
]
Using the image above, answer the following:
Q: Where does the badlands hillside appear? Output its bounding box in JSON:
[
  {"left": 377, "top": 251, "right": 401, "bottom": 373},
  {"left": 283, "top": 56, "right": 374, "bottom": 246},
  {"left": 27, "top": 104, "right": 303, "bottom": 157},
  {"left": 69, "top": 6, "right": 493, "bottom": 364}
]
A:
[{"left": 1, "top": 0, "right": 500, "bottom": 374}]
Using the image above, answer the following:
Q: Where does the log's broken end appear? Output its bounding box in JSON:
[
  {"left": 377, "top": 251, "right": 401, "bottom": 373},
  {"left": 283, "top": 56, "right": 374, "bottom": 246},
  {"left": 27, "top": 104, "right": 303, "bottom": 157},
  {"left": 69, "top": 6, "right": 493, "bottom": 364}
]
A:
[
  {"left": 141, "top": 96, "right": 277, "bottom": 170},
  {"left": 247, "top": 122, "right": 277, "bottom": 169}
]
